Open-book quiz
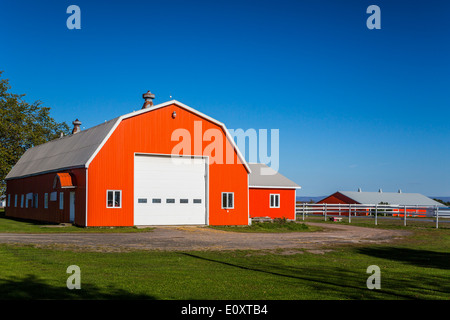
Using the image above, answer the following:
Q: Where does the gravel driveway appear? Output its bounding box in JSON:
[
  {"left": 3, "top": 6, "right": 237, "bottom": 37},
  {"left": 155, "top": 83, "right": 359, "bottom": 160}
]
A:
[{"left": 0, "top": 223, "right": 410, "bottom": 252}]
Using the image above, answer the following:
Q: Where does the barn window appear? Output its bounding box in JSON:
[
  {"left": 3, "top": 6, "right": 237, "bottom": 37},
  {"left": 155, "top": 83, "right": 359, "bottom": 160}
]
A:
[
  {"left": 33, "top": 194, "right": 38, "bottom": 208},
  {"left": 44, "top": 193, "right": 48, "bottom": 209},
  {"left": 166, "top": 199, "right": 175, "bottom": 203},
  {"left": 270, "top": 194, "right": 280, "bottom": 208},
  {"left": 221, "top": 192, "right": 234, "bottom": 209},
  {"left": 14, "top": 195, "right": 18, "bottom": 207},
  {"left": 107, "top": 190, "right": 121, "bottom": 208},
  {"left": 152, "top": 198, "right": 161, "bottom": 204},
  {"left": 59, "top": 192, "right": 64, "bottom": 210},
  {"left": 20, "top": 195, "right": 24, "bottom": 208},
  {"left": 7, "top": 194, "right": 10, "bottom": 207}
]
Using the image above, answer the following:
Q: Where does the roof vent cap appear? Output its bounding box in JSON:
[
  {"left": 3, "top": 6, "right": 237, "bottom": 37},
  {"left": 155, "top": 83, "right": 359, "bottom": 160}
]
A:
[
  {"left": 72, "top": 119, "right": 82, "bottom": 134},
  {"left": 142, "top": 90, "right": 155, "bottom": 109},
  {"left": 378, "top": 188, "right": 383, "bottom": 193}
]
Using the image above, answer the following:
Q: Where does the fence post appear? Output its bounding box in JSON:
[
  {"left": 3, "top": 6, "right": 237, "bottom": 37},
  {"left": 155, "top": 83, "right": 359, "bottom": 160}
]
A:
[
  {"left": 324, "top": 203, "right": 327, "bottom": 221},
  {"left": 375, "top": 204, "right": 378, "bottom": 226},
  {"left": 349, "top": 204, "right": 352, "bottom": 223},
  {"left": 436, "top": 205, "right": 439, "bottom": 229},
  {"left": 339, "top": 204, "right": 341, "bottom": 216},
  {"left": 404, "top": 205, "right": 407, "bottom": 226}
]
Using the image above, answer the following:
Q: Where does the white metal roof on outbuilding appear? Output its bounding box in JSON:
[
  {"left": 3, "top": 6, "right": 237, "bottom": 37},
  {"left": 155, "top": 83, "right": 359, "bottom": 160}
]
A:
[
  {"left": 248, "top": 163, "right": 301, "bottom": 189},
  {"left": 338, "top": 191, "right": 443, "bottom": 206}
]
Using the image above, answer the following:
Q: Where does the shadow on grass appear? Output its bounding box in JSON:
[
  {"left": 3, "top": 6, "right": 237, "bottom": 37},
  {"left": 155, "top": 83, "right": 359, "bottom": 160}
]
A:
[
  {"left": 180, "top": 252, "right": 449, "bottom": 299},
  {"left": 357, "top": 247, "right": 450, "bottom": 270},
  {"left": 0, "top": 274, "right": 156, "bottom": 300}
]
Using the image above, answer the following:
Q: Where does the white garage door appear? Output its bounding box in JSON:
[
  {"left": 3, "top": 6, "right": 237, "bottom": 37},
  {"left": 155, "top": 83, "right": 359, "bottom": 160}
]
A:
[{"left": 134, "top": 155, "right": 207, "bottom": 225}]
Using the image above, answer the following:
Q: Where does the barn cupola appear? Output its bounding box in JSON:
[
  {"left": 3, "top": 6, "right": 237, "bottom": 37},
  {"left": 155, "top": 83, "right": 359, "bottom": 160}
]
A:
[
  {"left": 72, "top": 119, "right": 82, "bottom": 134},
  {"left": 142, "top": 90, "right": 155, "bottom": 109}
]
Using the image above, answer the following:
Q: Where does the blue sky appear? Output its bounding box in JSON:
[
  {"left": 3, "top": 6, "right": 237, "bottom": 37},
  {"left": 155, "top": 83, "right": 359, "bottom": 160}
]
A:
[{"left": 1, "top": 0, "right": 449, "bottom": 196}]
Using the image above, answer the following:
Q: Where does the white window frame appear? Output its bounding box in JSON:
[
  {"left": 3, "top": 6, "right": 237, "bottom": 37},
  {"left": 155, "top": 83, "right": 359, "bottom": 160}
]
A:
[
  {"left": 221, "top": 192, "right": 234, "bottom": 209},
  {"left": 107, "top": 190, "right": 122, "bottom": 208},
  {"left": 44, "top": 193, "right": 48, "bottom": 209},
  {"left": 270, "top": 194, "right": 280, "bottom": 208},
  {"left": 59, "top": 192, "right": 64, "bottom": 210}
]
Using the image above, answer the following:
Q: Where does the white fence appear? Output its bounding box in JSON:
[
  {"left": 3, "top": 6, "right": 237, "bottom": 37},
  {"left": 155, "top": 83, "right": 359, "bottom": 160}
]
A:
[{"left": 296, "top": 203, "right": 450, "bottom": 228}]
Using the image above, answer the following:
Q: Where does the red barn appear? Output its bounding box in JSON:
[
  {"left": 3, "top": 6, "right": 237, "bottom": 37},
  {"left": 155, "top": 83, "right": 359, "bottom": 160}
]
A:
[
  {"left": 5, "top": 93, "right": 301, "bottom": 227},
  {"left": 317, "top": 190, "right": 443, "bottom": 217},
  {"left": 248, "top": 163, "right": 300, "bottom": 220}
]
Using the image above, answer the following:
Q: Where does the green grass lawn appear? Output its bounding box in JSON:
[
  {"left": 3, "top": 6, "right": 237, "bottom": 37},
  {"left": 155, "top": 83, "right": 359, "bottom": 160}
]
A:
[
  {"left": 0, "top": 211, "right": 153, "bottom": 233},
  {"left": 0, "top": 212, "right": 448, "bottom": 300}
]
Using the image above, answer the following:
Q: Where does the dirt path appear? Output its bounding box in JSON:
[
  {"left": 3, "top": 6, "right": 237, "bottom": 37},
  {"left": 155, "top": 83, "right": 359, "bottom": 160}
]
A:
[{"left": 0, "top": 223, "right": 410, "bottom": 252}]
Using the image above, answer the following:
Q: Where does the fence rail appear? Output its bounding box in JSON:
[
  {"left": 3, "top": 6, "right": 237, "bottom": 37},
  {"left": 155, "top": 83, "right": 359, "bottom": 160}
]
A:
[{"left": 295, "top": 203, "right": 450, "bottom": 228}]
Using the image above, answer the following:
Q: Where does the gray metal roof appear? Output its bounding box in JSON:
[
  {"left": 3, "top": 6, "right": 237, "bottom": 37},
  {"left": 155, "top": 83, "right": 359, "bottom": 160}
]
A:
[
  {"left": 338, "top": 191, "right": 443, "bottom": 206},
  {"left": 248, "top": 163, "right": 300, "bottom": 189},
  {"left": 5, "top": 118, "right": 119, "bottom": 180}
]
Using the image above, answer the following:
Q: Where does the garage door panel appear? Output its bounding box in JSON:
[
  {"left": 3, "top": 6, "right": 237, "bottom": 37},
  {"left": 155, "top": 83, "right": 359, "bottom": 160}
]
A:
[{"left": 134, "top": 155, "right": 206, "bottom": 225}]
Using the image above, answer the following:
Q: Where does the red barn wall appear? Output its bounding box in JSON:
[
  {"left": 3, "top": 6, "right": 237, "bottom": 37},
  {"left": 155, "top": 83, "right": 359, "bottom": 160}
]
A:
[
  {"left": 87, "top": 103, "right": 249, "bottom": 227},
  {"left": 5, "top": 168, "right": 86, "bottom": 225},
  {"left": 249, "top": 188, "right": 296, "bottom": 220}
]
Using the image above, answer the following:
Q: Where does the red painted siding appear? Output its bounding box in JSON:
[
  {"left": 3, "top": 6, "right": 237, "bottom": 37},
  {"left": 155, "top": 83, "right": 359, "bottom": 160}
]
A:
[
  {"left": 249, "top": 188, "right": 296, "bottom": 220},
  {"left": 5, "top": 168, "right": 86, "bottom": 225},
  {"left": 317, "top": 192, "right": 358, "bottom": 205},
  {"left": 87, "top": 103, "right": 249, "bottom": 226}
]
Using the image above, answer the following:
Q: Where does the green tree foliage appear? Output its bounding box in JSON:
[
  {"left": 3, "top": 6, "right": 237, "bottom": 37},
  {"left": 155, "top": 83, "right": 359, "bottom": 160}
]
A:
[{"left": 0, "top": 71, "right": 70, "bottom": 194}]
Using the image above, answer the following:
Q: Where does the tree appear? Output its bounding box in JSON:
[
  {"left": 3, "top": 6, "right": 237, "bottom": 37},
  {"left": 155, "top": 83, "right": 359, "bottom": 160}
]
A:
[{"left": 0, "top": 71, "right": 70, "bottom": 195}]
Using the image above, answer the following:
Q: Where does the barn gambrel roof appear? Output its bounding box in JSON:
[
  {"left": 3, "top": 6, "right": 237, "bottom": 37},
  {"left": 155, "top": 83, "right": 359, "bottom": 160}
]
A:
[{"left": 6, "top": 100, "right": 251, "bottom": 180}]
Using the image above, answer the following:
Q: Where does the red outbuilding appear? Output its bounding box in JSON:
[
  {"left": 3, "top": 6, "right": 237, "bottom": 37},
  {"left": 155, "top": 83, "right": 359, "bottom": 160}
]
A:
[
  {"left": 5, "top": 93, "right": 300, "bottom": 227},
  {"left": 248, "top": 163, "right": 300, "bottom": 220}
]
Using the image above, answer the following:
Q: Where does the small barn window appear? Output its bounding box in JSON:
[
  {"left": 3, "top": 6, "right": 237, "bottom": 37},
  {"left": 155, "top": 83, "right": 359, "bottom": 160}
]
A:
[
  {"left": 33, "top": 193, "right": 39, "bottom": 208},
  {"left": 107, "top": 190, "right": 121, "bottom": 208},
  {"left": 7, "top": 194, "right": 10, "bottom": 207},
  {"left": 180, "top": 199, "right": 189, "bottom": 204},
  {"left": 14, "top": 195, "right": 18, "bottom": 207},
  {"left": 166, "top": 199, "right": 175, "bottom": 204},
  {"left": 59, "top": 192, "right": 64, "bottom": 210},
  {"left": 44, "top": 193, "right": 48, "bottom": 209},
  {"left": 270, "top": 194, "right": 280, "bottom": 208},
  {"left": 152, "top": 198, "right": 161, "bottom": 204},
  {"left": 20, "top": 195, "right": 24, "bottom": 208},
  {"left": 221, "top": 192, "right": 234, "bottom": 209},
  {"left": 50, "top": 192, "right": 57, "bottom": 201}
]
